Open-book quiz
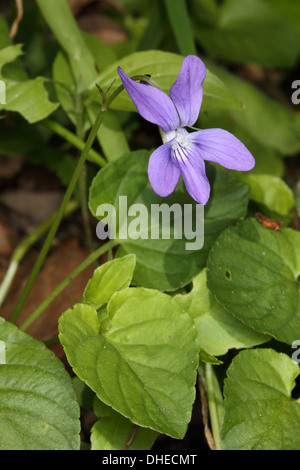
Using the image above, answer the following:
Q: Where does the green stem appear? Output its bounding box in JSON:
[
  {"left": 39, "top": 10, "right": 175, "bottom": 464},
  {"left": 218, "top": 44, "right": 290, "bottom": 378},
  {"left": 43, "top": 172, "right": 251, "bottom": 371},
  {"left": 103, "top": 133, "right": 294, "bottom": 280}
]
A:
[
  {"left": 0, "top": 200, "right": 78, "bottom": 308},
  {"left": 202, "top": 363, "right": 224, "bottom": 450},
  {"left": 43, "top": 118, "right": 106, "bottom": 168},
  {"left": 19, "top": 239, "right": 118, "bottom": 332},
  {"left": 10, "top": 104, "right": 107, "bottom": 324},
  {"left": 78, "top": 164, "right": 95, "bottom": 255},
  {"left": 11, "top": 74, "right": 149, "bottom": 326},
  {"left": 74, "top": 91, "right": 96, "bottom": 256}
]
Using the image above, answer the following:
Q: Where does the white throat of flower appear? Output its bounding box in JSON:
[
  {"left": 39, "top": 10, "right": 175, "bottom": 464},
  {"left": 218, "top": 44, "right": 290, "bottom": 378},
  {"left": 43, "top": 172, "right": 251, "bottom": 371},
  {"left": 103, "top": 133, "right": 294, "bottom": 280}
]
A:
[{"left": 162, "top": 128, "right": 194, "bottom": 164}]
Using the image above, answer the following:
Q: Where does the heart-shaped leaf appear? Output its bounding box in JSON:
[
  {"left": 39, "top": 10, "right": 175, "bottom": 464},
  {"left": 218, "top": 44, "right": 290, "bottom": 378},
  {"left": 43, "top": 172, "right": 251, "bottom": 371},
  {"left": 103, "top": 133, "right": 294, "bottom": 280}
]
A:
[
  {"left": 237, "top": 173, "right": 295, "bottom": 215},
  {"left": 89, "top": 150, "right": 249, "bottom": 291},
  {"left": 59, "top": 287, "right": 199, "bottom": 439},
  {"left": 174, "top": 269, "right": 269, "bottom": 356},
  {"left": 221, "top": 348, "right": 300, "bottom": 450},
  {"left": 207, "top": 218, "right": 300, "bottom": 344},
  {"left": 0, "top": 318, "right": 80, "bottom": 450},
  {"left": 88, "top": 50, "right": 243, "bottom": 112},
  {"left": 82, "top": 254, "right": 136, "bottom": 309},
  {"left": 0, "top": 44, "right": 23, "bottom": 75},
  {"left": 91, "top": 398, "right": 158, "bottom": 450},
  {"left": 0, "top": 77, "right": 59, "bottom": 123}
]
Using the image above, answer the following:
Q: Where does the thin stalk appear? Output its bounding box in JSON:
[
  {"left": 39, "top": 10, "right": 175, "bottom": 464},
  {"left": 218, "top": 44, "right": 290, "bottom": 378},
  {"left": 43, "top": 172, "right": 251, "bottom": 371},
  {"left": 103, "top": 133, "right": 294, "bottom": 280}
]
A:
[
  {"left": 200, "top": 363, "right": 224, "bottom": 450},
  {"left": 42, "top": 118, "right": 106, "bottom": 168},
  {"left": 10, "top": 103, "right": 107, "bottom": 324},
  {"left": 74, "top": 91, "right": 95, "bottom": 256},
  {"left": 19, "top": 239, "right": 118, "bottom": 332},
  {"left": 0, "top": 200, "right": 78, "bottom": 308},
  {"left": 78, "top": 164, "right": 95, "bottom": 254},
  {"left": 11, "top": 74, "right": 149, "bottom": 326}
]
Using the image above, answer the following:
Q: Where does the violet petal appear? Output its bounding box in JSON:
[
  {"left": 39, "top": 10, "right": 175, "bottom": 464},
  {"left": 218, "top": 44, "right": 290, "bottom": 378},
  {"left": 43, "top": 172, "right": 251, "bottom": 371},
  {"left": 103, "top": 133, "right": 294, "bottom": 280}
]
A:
[
  {"left": 170, "top": 55, "right": 206, "bottom": 128},
  {"left": 148, "top": 142, "right": 181, "bottom": 197},
  {"left": 190, "top": 128, "right": 255, "bottom": 171},
  {"left": 118, "top": 67, "right": 180, "bottom": 133},
  {"left": 173, "top": 145, "right": 211, "bottom": 205}
]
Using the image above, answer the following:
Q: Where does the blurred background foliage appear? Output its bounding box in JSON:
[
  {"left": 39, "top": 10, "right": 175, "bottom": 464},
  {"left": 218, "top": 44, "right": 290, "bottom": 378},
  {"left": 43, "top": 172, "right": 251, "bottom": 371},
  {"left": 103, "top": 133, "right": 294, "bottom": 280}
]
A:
[
  {"left": 0, "top": 0, "right": 299, "bottom": 223},
  {"left": 1, "top": 0, "right": 300, "bottom": 451}
]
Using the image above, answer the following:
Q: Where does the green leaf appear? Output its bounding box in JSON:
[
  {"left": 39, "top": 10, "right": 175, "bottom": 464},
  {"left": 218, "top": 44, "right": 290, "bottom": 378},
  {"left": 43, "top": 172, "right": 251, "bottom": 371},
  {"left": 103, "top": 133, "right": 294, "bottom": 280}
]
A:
[
  {"left": 0, "top": 17, "right": 12, "bottom": 48},
  {"left": 82, "top": 31, "right": 117, "bottom": 72},
  {"left": 87, "top": 103, "right": 130, "bottom": 162},
  {"left": 89, "top": 150, "right": 249, "bottom": 291},
  {"left": 0, "top": 39, "right": 58, "bottom": 123},
  {"left": 89, "top": 50, "right": 243, "bottom": 112},
  {"left": 164, "top": 0, "right": 197, "bottom": 55},
  {"left": 72, "top": 377, "right": 95, "bottom": 411},
  {"left": 221, "top": 348, "right": 300, "bottom": 450},
  {"left": 199, "top": 348, "right": 222, "bottom": 365},
  {"left": 138, "top": 0, "right": 166, "bottom": 51},
  {"left": 0, "top": 318, "right": 80, "bottom": 450},
  {"left": 0, "top": 21, "right": 27, "bottom": 81},
  {"left": 236, "top": 174, "right": 295, "bottom": 216},
  {"left": 0, "top": 77, "right": 59, "bottom": 123},
  {"left": 194, "top": 0, "right": 300, "bottom": 68},
  {"left": 265, "top": 0, "right": 300, "bottom": 41},
  {"left": 59, "top": 288, "right": 199, "bottom": 439},
  {"left": 37, "top": 0, "right": 97, "bottom": 90},
  {"left": 0, "top": 44, "right": 24, "bottom": 75},
  {"left": 174, "top": 269, "right": 269, "bottom": 356},
  {"left": 190, "top": 0, "right": 219, "bottom": 25},
  {"left": 52, "top": 51, "right": 130, "bottom": 162},
  {"left": 52, "top": 51, "right": 77, "bottom": 125},
  {"left": 202, "top": 60, "right": 300, "bottom": 156},
  {"left": 207, "top": 218, "right": 300, "bottom": 344},
  {"left": 37, "top": 0, "right": 129, "bottom": 161},
  {"left": 91, "top": 398, "right": 158, "bottom": 450},
  {"left": 82, "top": 254, "right": 136, "bottom": 309}
]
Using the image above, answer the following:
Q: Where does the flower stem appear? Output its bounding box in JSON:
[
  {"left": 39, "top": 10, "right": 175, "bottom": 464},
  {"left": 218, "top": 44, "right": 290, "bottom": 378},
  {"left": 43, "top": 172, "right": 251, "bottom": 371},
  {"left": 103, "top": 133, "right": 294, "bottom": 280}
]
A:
[
  {"left": 19, "top": 239, "right": 118, "bottom": 332},
  {"left": 10, "top": 74, "right": 151, "bottom": 326},
  {"left": 10, "top": 104, "right": 107, "bottom": 324},
  {"left": 0, "top": 200, "right": 78, "bottom": 308},
  {"left": 42, "top": 118, "right": 106, "bottom": 168},
  {"left": 74, "top": 91, "right": 96, "bottom": 256},
  {"left": 199, "top": 363, "right": 224, "bottom": 450}
]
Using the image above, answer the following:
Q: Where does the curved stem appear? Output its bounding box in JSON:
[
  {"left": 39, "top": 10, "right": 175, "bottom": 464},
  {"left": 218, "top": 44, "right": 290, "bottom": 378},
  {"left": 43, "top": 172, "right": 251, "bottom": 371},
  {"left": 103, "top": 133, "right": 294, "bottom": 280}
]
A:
[
  {"left": 19, "top": 239, "right": 119, "bottom": 332},
  {"left": 42, "top": 118, "right": 106, "bottom": 168},
  {"left": 74, "top": 91, "right": 96, "bottom": 256},
  {"left": 10, "top": 104, "right": 106, "bottom": 324},
  {"left": 0, "top": 200, "right": 78, "bottom": 308},
  {"left": 11, "top": 73, "right": 152, "bottom": 326},
  {"left": 202, "top": 363, "right": 224, "bottom": 450}
]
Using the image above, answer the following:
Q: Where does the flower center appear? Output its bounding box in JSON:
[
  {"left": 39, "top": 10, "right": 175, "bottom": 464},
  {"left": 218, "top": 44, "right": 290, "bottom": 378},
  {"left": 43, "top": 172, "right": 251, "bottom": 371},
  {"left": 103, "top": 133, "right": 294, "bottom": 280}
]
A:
[{"left": 168, "top": 129, "right": 194, "bottom": 164}]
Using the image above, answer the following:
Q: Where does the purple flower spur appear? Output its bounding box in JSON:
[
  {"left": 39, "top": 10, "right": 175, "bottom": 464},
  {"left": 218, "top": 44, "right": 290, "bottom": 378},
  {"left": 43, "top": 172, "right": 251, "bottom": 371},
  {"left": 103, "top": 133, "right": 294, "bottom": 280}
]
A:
[{"left": 117, "top": 55, "right": 255, "bottom": 205}]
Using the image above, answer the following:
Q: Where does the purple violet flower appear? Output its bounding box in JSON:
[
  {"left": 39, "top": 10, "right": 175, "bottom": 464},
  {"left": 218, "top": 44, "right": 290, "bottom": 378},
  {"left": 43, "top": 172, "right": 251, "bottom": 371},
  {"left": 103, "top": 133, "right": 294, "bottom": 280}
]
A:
[{"left": 117, "top": 55, "right": 255, "bottom": 205}]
